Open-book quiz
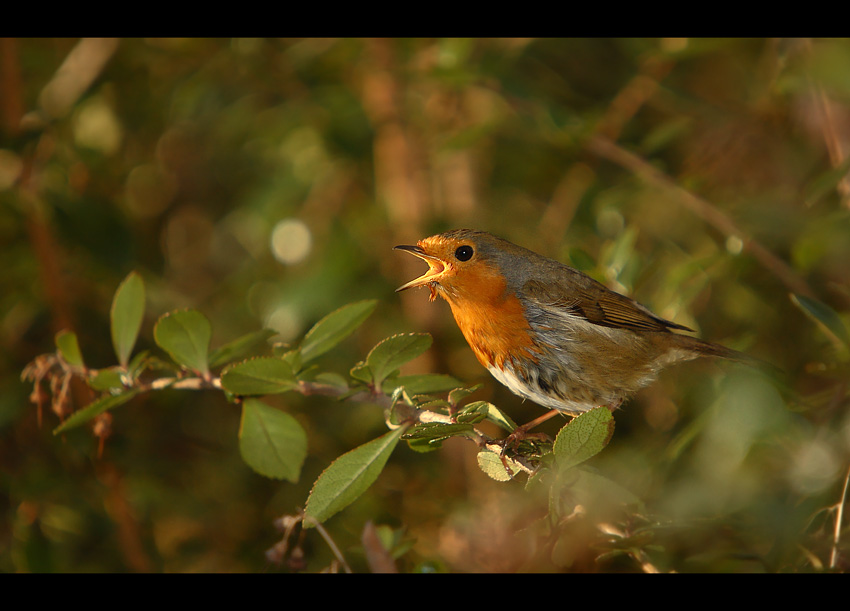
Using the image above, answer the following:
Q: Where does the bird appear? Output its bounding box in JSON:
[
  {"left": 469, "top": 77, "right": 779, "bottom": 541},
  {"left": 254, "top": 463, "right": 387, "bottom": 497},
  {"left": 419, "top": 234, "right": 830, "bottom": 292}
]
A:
[{"left": 395, "top": 229, "right": 758, "bottom": 430}]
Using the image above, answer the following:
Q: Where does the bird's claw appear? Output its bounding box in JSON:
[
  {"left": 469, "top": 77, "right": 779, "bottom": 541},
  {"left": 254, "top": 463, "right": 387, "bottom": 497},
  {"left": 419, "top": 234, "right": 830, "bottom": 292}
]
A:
[{"left": 498, "top": 428, "right": 550, "bottom": 455}]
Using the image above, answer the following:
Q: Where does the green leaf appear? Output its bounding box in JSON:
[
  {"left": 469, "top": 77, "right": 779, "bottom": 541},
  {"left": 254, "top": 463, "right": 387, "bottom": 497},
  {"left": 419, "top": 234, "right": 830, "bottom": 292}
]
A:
[
  {"left": 553, "top": 407, "right": 615, "bottom": 471},
  {"left": 406, "top": 436, "right": 445, "bottom": 453},
  {"left": 403, "top": 422, "right": 474, "bottom": 441},
  {"left": 53, "top": 390, "right": 141, "bottom": 435},
  {"left": 448, "top": 384, "right": 482, "bottom": 406},
  {"left": 381, "top": 373, "right": 461, "bottom": 395},
  {"left": 209, "top": 329, "right": 276, "bottom": 369},
  {"left": 455, "top": 401, "right": 489, "bottom": 424},
  {"left": 88, "top": 368, "right": 125, "bottom": 391},
  {"left": 414, "top": 397, "right": 451, "bottom": 412},
  {"left": 366, "top": 333, "right": 432, "bottom": 389},
  {"left": 791, "top": 294, "right": 850, "bottom": 351},
  {"left": 239, "top": 399, "right": 307, "bottom": 482},
  {"left": 280, "top": 349, "right": 303, "bottom": 374},
  {"left": 309, "top": 372, "right": 349, "bottom": 393},
  {"left": 220, "top": 357, "right": 296, "bottom": 396},
  {"left": 350, "top": 361, "right": 372, "bottom": 384},
  {"left": 55, "top": 330, "right": 84, "bottom": 367},
  {"left": 300, "top": 300, "right": 377, "bottom": 363},
  {"left": 153, "top": 309, "right": 212, "bottom": 375},
  {"left": 304, "top": 426, "right": 407, "bottom": 526},
  {"left": 110, "top": 272, "right": 145, "bottom": 367},
  {"left": 484, "top": 403, "right": 518, "bottom": 433},
  {"left": 125, "top": 350, "right": 152, "bottom": 382}
]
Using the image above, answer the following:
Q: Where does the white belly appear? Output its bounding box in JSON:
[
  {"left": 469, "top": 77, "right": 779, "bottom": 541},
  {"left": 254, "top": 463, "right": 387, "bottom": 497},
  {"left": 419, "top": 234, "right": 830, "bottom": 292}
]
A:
[{"left": 487, "top": 363, "right": 594, "bottom": 415}]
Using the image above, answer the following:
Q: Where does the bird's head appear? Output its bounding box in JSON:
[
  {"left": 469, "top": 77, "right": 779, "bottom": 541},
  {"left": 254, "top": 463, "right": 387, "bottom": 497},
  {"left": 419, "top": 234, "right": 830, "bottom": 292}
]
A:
[{"left": 394, "top": 230, "right": 505, "bottom": 303}]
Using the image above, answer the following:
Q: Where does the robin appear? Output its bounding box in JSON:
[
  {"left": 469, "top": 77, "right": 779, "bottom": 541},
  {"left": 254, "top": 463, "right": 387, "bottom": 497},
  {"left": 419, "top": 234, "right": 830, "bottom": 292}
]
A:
[{"left": 395, "top": 229, "right": 759, "bottom": 433}]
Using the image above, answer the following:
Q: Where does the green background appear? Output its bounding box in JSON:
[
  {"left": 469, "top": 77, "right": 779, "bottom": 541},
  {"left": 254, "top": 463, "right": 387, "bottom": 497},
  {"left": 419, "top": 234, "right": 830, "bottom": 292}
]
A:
[{"left": 2, "top": 38, "right": 849, "bottom": 572}]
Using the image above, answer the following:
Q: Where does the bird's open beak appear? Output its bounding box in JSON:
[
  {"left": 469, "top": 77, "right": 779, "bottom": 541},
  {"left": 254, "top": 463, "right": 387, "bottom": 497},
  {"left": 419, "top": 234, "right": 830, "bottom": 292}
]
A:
[{"left": 394, "top": 244, "right": 447, "bottom": 293}]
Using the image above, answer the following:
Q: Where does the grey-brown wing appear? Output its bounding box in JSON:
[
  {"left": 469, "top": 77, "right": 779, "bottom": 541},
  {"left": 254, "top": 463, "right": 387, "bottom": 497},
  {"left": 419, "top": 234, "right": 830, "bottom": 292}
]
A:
[{"left": 522, "top": 271, "right": 692, "bottom": 333}]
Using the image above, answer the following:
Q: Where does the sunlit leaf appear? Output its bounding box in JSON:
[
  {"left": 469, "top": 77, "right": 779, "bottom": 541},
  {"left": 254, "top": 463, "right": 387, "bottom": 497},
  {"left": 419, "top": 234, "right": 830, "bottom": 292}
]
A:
[
  {"left": 209, "top": 329, "right": 276, "bottom": 369},
  {"left": 53, "top": 390, "right": 141, "bottom": 435},
  {"left": 299, "top": 300, "right": 377, "bottom": 363},
  {"left": 304, "top": 426, "right": 407, "bottom": 526},
  {"left": 553, "top": 407, "right": 614, "bottom": 471},
  {"left": 366, "top": 333, "right": 432, "bottom": 389},
  {"left": 55, "top": 330, "right": 83, "bottom": 367},
  {"left": 153, "top": 309, "right": 211, "bottom": 375},
  {"left": 484, "top": 403, "right": 518, "bottom": 433},
  {"left": 220, "top": 357, "right": 296, "bottom": 396},
  {"left": 110, "top": 272, "right": 145, "bottom": 367},
  {"left": 477, "top": 450, "right": 521, "bottom": 482},
  {"left": 239, "top": 399, "right": 306, "bottom": 482}
]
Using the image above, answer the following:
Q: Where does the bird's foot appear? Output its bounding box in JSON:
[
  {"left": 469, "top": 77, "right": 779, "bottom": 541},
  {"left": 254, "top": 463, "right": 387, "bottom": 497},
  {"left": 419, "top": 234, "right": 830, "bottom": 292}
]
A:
[
  {"left": 496, "top": 408, "right": 563, "bottom": 455},
  {"left": 498, "top": 428, "right": 550, "bottom": 455},
  {"left": 493, "top": 427, "right": 551, "bottom": 478}
]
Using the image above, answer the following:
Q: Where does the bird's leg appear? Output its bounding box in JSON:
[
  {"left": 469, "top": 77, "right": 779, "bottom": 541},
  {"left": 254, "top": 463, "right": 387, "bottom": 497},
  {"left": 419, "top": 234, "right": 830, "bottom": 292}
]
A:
[
  {"left": 516, "top": 409, "right": 562, "bottom": 436},
  {"left": 499, "top": 408, "right": 563, "bottom": 454},
  {"left": 494, "top": 409, "right": 564, "bottom": 477}
]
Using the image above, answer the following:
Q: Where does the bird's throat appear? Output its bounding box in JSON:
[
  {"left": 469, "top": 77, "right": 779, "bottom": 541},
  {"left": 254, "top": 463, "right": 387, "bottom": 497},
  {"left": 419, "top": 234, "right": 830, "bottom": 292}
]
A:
[{"left": 443, "top": 283, "right": 540, "bottom": 370}]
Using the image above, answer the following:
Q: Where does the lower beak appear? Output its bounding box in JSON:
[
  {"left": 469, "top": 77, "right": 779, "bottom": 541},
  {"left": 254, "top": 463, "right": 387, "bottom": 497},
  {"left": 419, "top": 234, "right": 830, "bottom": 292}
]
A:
[{"left": 394, "top": 245, "right": 447, "bottom": 292}]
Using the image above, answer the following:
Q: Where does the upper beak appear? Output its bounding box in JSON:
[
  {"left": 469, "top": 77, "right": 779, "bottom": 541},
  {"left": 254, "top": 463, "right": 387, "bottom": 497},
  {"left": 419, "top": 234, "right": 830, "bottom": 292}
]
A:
[{"left": 394, "top": 244, "right": 447, "bottom": 292}]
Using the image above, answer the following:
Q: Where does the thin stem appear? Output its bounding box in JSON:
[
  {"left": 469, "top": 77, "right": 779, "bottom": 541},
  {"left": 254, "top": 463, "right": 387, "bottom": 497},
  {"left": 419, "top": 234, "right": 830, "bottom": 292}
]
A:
[
  {"left": 586, "top": 135, "right": 815, "bottom": 299},
  {"left": 830, "top": 463, "right": 850, "bottom": 570},
  {"left": 301, "top": 513, "right": 353, "bottom": 574}
]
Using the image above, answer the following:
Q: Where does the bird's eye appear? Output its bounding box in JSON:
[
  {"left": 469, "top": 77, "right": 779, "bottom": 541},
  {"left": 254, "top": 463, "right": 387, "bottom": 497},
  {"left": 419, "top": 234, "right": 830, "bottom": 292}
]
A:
[{"left": 454, "top": 245, "right": 474, "bottom": 261}]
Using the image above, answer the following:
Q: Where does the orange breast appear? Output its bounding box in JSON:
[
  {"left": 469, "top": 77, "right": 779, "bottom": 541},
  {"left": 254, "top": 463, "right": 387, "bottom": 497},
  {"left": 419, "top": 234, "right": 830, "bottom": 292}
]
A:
[{"left": 440, "top": 263, "right": 539, "bottom": 370}]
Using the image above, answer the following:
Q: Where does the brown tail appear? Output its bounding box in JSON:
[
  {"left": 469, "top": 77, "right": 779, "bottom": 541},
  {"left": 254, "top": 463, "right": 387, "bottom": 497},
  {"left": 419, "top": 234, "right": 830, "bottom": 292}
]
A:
[
  {"left": 671, "top": 334, "right": 777, "bottom": 371},
  {"left": 672, "top": 333, "right": 789, "bottom": 395}
]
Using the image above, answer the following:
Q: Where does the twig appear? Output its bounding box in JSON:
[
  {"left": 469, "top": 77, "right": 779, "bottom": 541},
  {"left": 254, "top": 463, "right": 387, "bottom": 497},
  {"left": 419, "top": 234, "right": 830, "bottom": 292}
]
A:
[
  {"left": 586, "top": 135, "right": 815, "bottom": 298},
  {"left": 831, "top": 463, "right": 850, "bottom": 570},
  {"left": 539, "top": 53, "right": 674, "bottom": 249},
  {"left": 800, "top": 39, "right": 850, "bottom": 209},
  {"left": 29, "top": 349, "right": 541, "bottom": 474},
  {"left": 38, "top": 38, "right": 119, "bottom": 119},
  {"left": 595, "top": 54, "right": 674, "bottom": 143},
  {"left": 301, "top": 513, "right": 353, "bottom": 573}
]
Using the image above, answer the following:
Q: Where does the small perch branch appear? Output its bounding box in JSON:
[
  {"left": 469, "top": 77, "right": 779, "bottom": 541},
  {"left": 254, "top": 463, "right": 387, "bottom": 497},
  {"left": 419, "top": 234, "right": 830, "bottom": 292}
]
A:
[{"left": 586, "top": 135, "right": 815, "bottom": 298}]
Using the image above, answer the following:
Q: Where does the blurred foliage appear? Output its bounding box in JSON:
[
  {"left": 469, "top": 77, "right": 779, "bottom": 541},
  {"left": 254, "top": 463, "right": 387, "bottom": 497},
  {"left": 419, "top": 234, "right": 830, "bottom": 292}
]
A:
[{"left": 2, "top": 37, "right": 850, "bottom": 573}]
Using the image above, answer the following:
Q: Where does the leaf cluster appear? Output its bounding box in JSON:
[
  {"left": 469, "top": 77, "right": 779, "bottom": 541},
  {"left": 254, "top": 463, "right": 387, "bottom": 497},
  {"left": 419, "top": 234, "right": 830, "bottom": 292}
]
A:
[{"left": 26, "top": 273, "right": 623, "bottom": 538}]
